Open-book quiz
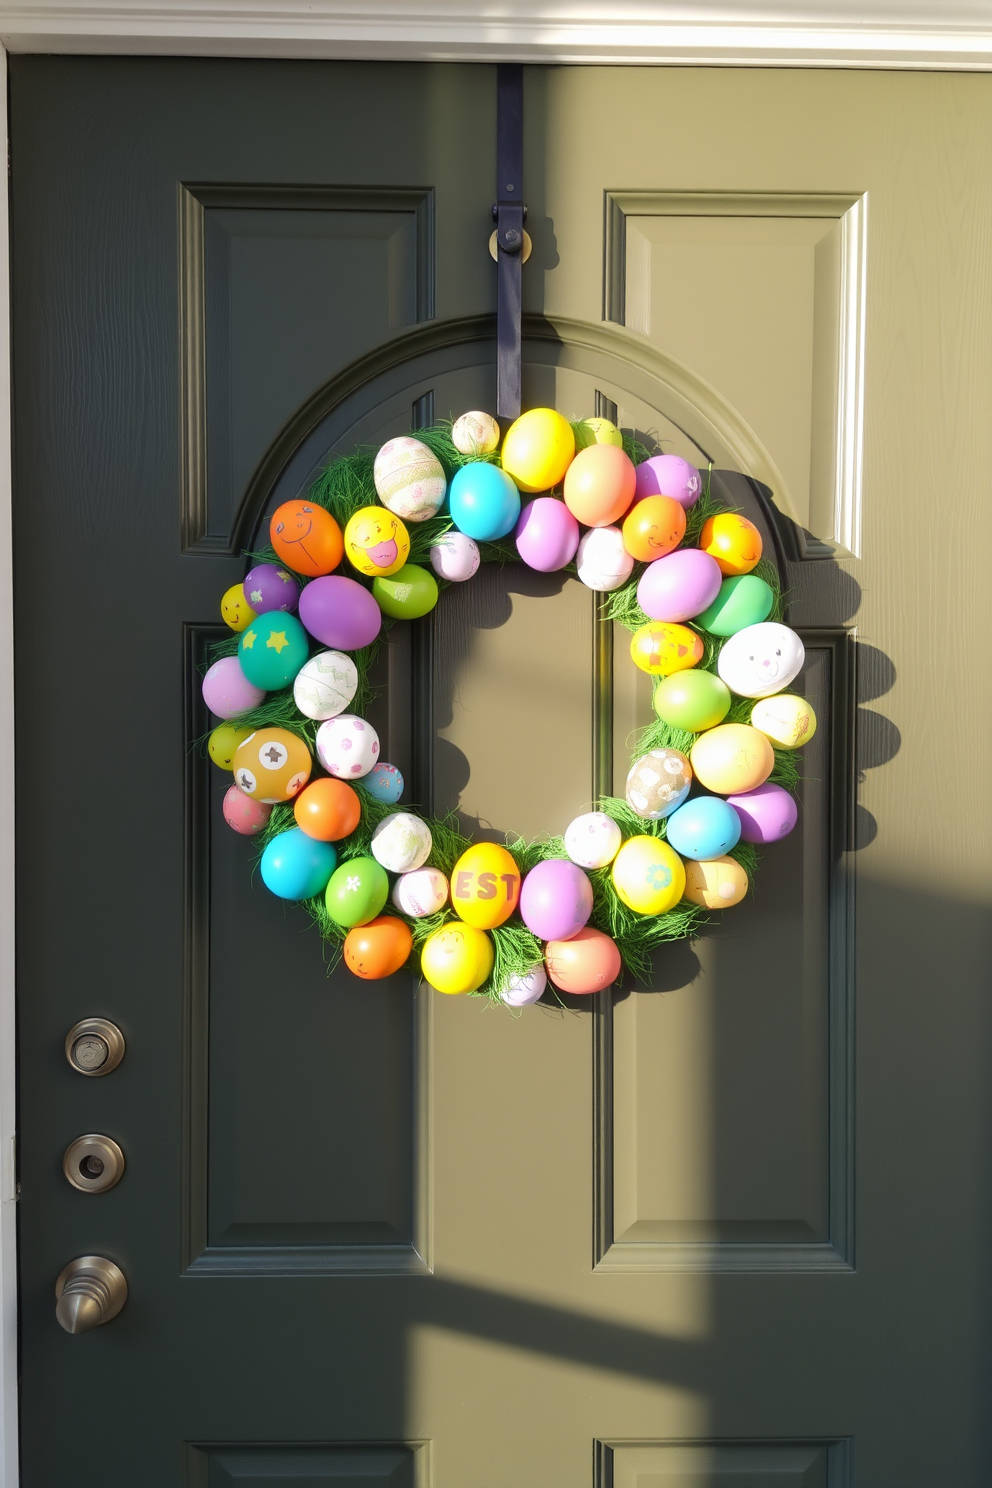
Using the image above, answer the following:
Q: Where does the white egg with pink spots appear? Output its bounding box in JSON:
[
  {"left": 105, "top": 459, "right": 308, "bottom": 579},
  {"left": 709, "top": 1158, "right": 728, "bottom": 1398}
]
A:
[
  {"left": 391, "top": 866, "right": 449, "bottom": 918},
  {"left": 315, "top": 714, "right": 380, "bottom": 779},
  {"left": 564, "top": 811, "right": 623, "bottom": 869}
]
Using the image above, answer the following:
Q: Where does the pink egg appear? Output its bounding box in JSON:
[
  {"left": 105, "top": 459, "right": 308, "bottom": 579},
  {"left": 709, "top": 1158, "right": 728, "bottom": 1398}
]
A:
[
  {"left": 222, "top": 784, "right": 272, "bottom": 835},
  {"left": 727, "top": 782, "right": 798, "bottom": 844},
  {"left": 519, "top": 859, "right": 593, "bottom": 942},
  {"left": 637, "top": 549, "right": 722, "bottom": 622},
  {"left": 633, "top": 454, "right": 703, "bottom": 509},
  {"left": 202, "top": 656, "right": 266, "bottom": 718},
  {"left": 514, "top": 497, "right": 580, "bottom": 572}
]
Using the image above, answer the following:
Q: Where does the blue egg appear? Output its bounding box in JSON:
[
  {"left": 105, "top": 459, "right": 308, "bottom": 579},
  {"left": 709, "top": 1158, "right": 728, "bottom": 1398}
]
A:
[
  {"left": 449, "top": 462, "right": 521, "bottom": 541},
  {"left": 666, "top": 796, "right": 741, "bottom": 861},
  {"left": 364, "top": 762, "right": 404, "bottom": 803},
  {"left": 260, "top": 828, "right": 337, "bottom": 901}
]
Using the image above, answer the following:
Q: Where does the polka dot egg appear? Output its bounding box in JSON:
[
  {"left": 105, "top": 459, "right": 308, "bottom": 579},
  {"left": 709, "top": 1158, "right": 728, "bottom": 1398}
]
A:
[
  {"left": 625, "top": 748, "right": 692, "bottom": 820},
  {"left": 564, "top": 811, "right": 623, "bottom": 869},
  {"left": 315, "top": 714, "right": 380, "bottom": 779}
]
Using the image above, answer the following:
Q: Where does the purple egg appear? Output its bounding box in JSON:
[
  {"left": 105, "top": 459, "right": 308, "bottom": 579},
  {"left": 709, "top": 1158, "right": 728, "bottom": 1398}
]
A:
[
  {"left": 515, "top": 497, "right": 581, "bottom": 572},
  {"left": 727, "top": 782, "right": 798, "bottom": 844},
  {"left": 519, "top": 859, "right": 594, "bottom": 942},
  {"left": 633, "top": 455, "right": 703, "bottom": 509},
  {"left": 637, "top": 548, "right": 722, "bottom": 622},
  {"left": 202, "top": 655, "right": 265, "bottom": 718},
  {"left": 243, "top": 563, "right": 300, "bottom": 614},
  {"left": 298, "top": 575, "right": 382, "bottom": 651}
]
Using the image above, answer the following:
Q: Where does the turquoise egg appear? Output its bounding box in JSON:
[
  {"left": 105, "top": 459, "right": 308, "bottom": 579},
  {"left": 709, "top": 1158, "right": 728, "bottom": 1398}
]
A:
[
  {"left": 260, "top": 828, "right": 337, "bottom": 900},
  {"left": 238, "top": 611, "right": 309, "bottom": 690},
  {"left": 325, "top": 855, "right": 390, "bottom": 928},
  {"left": 666, "top": 796, "right": 742, "bottom": 860},
  {"left": 449, "top": 462, "right": 521, "bottom": 541},
  {"left": 696, "top": 574, "right": 774, "bottom": 637}
]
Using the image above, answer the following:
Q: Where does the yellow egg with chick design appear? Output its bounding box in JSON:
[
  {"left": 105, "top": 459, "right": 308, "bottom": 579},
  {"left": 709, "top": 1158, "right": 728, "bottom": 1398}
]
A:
[{"left": 344, "top": 506, "right": 411, "bottom": 578}]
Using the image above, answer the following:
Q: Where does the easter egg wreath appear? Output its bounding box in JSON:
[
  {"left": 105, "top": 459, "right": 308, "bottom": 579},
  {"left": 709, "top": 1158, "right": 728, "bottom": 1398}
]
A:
[{"left": 200, "top": 408, "right": 816, "bottom": 1005}]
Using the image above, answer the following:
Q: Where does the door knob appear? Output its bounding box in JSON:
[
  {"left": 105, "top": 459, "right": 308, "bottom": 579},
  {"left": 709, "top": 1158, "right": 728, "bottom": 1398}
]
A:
[{"left": 55, "top": 1256, "right": 127, "bottom": 1334}]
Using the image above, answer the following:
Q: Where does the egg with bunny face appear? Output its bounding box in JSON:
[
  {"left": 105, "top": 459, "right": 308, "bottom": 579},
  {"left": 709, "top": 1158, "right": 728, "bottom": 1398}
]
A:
[{"left": 717, "top": 622, "right": 805, "bottom": 699}]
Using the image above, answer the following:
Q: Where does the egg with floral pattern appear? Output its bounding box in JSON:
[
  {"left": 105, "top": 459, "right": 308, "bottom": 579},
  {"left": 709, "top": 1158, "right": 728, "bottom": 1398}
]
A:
[
  {"left": 315, "top": 714, "right": 380, "bottom": 779},
  {"left": 625, "top": 748, "right": 692, "bottom": 820}
]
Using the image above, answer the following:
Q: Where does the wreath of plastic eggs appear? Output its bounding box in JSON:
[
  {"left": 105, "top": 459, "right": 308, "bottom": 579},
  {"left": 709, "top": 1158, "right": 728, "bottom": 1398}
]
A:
[{"left": 201, "top": 407, "right": 816, "bottom": 1006}]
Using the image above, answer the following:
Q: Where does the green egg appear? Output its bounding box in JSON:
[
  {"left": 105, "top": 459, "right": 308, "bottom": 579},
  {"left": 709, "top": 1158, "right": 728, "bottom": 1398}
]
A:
[
  {"left": 238, "top": 611, "right": 309, "bottom": 690},
  {"left": 372, "top": 563, "right": 439, "bottom": 620},
  {"left": 324, "top": 855, "right": 389, "bottom": 928},
  {"left": 695, "top": 574, "right": 773, "bottom": 637},
  {"left": 653, "top": 670, "right": 732, "bottom": 732}
]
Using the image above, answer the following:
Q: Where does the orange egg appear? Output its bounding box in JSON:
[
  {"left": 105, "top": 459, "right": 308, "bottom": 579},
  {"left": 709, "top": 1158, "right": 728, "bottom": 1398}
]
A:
[
  {"left": 622, "top": 495, "right": 686, "bottom": 562},
  {"left": 270, "top": 500, "right": 344, "bottom": 577},
  {"left": 344, "top": 916, "right": 413, "bottom": 979},
  {"left": 699, "top": 512, "right": 763, "bottom": 576},
  {"left": 294, "top": 778, "right": 362, "bottom": 841},
  {"left": 545, "top": 926, "right": 622, "bottom": 994},
  {"left": 563, "top": 444, "right": 636, "bottom": 527}
]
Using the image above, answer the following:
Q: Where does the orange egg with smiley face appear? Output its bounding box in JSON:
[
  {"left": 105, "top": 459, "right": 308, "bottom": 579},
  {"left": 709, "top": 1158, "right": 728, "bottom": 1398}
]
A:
[
  {"left": 622, "top": 495, "right": 687, "bottom": 562},
  {"left": 269, "top": 501, "right": 343, "bottom": 577},
  {"left": 344, "top": 505, "right": 411, "bottom": 578}
]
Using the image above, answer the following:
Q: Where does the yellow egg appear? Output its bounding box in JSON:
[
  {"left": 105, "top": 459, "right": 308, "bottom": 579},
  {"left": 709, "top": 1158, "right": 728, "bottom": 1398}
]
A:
[
  {"left": 750, "top": 694, "right": 817, "bottom": 749},
  {"left": 343, "top": 505, "right": 411, "bottom": 578},
  {"left": 573, "top": 416, "right": 623, "bottom": 451},
  {"left": 208, "top": 723, "right": 253, "bottom": 771},
  {"left": 611, "top": 835, "right": 686, "bottom": 915},
  {"left": 221, "top": 583, "right": 257, "bottom": 633},
  {"left": 232, "top": 728, "right": 312, "bottom": 804},
  {"left": 500, "top": 408, "right": 576, "bottom": 493},
  {"left": 690, "top": 724, "right": 774, "bottom": 795},
  {"left": 420, "top": 922, "right": 494, "bottom": 994},
  {"left": 683, "top": 856, "right": 749, "bottom": 909},
  {"left": 630, "top": 621, "right": 704, "bottom": 677},
  {"left": 450, "top": 842, "right": 521, "bottom": 929}
]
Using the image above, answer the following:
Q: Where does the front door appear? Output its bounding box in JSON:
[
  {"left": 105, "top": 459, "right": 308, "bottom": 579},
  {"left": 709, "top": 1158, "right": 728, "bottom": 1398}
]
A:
[{"left": 12, "top": 57, "right": 988, "bottom": 1487}]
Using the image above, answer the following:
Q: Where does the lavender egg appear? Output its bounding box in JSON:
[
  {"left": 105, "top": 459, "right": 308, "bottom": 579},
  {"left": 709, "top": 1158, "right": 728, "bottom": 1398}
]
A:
[
  {"left": 633, "top": 454, "right": 702, "bottom": 509},
  {"left": 727, "top": 782, "right": 798, "bottom": 844},
  {"left": 519, "top": 859, "right": 594, "bottom": 942},
  {"left": 637, "top": 549, "right": 722, "bottom": 623},
  {"left": 202, "top": 656, "right": 265, "bottom": 719},
  {"left": 243, "top": 563, "right": 300, "bottom": 615},
  {"left": 514, "top": 497, "right": 580, "bottom": 572},
  {"left": 430, "top": 531, "right": 480, "bottom": 583},
  {"left": 298, "top": 575, "right": 382, "bottom": 651},
  {"left": 500, "top": 966, "right": 548, "bottom": 1007}
]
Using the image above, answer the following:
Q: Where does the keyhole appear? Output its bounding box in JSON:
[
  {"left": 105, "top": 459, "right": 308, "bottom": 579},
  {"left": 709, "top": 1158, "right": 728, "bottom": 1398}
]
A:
[{"left": 80, "top": 1155, "right": 105, "bottom": 1180}]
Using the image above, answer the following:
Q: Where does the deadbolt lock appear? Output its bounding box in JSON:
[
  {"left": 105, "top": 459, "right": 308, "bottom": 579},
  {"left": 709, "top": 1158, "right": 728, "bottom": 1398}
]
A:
[
  {"left": 62, "top": 1133, "right": 125, "bottom": 1194},
  {"left": 65, "top": 1018, "right": 125, "bottom": 1077},
  {"left": 55, "top": 1256, "right": 127, "bottom": 1334}
]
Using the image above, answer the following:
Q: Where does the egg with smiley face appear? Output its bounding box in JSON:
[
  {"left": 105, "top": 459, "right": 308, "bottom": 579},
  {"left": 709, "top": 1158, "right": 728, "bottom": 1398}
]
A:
[
  {"left": 344, "top": 506, "right": 411, "bottom": 578},
  {"left": 717, "top": 622, "right": 805, "bottom": 699},
  {"left": 221, "top": 583, "right": 257, "bottom": 633}
]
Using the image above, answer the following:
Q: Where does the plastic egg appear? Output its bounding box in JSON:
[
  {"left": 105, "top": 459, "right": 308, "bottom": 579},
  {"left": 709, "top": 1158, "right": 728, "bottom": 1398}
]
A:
[
  {"left": 365, "top": 762, "right": 404, "bottom": 803},
  {"left": 430, "top": 531, "right": 480, "bottom": 582},
  {"left": 750, "top": 694, "right": 817, "bottom": 749},
  {"left": 633, "top": 454, "right": 702, "bottom": 509},
  {"left": 316, "top": 714, "right": 380, "bottom": 779},
  {"left": 696, "top": 574, "right": 774, "bottom": 637},
  {"left": 343, "top": 506, "right": 411, "bottom": 578},
  {"left": 202, "top": 655, "right": 265, "bottom": 719},
  {"left": 499, "top": 966, "right": 548, "bottom": 1006},
  {"left": 373, "top": 563, "right": 439, "bottom": 619},
  {"left": 450, "top": 842, "right": 521, "bottom": 930},
  {"left": 293, "top": 778, "right": 362, "bottom": 842},
  {"left": 563, "top": 444, "right": 636, "bottom": 527},
  {"left": 221, "top": 583, "right": 257, "bottom": 633},
  {"left": 500, "top": 408, "right": 575, "bottom": 493},
  {"left": 573, "top": 417, "right": 623, "bottom": 451},
  {"left": 269, "top": 501, "right": 343, "bottom": 577},
  {"left": 717, "top": 623, "right": 805, "bottom": 699},
  {"left": 451, "top": 411, "right": 500, "bottom": 456},
  {"left": 222, "top": 785, "right": 271, "bottom": 836},
  {"left": 637, "top": 549, "right": 723, "bottom": 623},
  {"left": 449, "top": 463, "right": 521, "bottom": 541},
  {"left": 622, "top": 495, "right": 686, "bottom": 562},
  {"left": 666, "top": 797, "right": 742, "bottom": 860},
  {"left": 683, "top": 856, "right": 749, "bottom": 909},
  {"left": 625, "top": 748, "right": 692, "bottom": 819},
  {"left": 238, "top": 612, "right": 309, "bottom": 691},
  {"left": 611, "top": 836, "right": 686, "bottom": 915},
  {"left": 515, "top": 497, "right": 580, "bottom": 571},
  {"left": 344, "top": 916, "right": 413, "bottom": 980},
  {"left": 575, "top": 526, "right": 634, "bottom": 591},
  {"left": 727, "top": 782, "right": 798, "bottom": 844},
  {"left": 298, "top": 575, "right": 382, "bottom": 651},
  {"left": 208, "top": 723, "right": 253, "bottom": 770},
  {"left": 392, "top": 866, "right": 449, "bottom": 918},
  {"left": 243, "top": 563, "right": 300, "bottom": 615},
  {"left": 545, "top": 927, "right": 622, "bottom": 994},
  {"left": 519, "top": 859, "right": 594, "bottom": 942},
  {"left": 689, "top": 723, "right": 774, "bottom": 795},
  {"left": 293, "top": 650, "right": 359, "bottom": 721},
  {"left": 233, "top": 727, "right": 312, "bottom": 804},
  {"left": 652, "top": 670, "right": 731, "bottom": 732},
  {"left": 630, "top": 621, "right": 704, "bottom": 677},
  {"left": 373, "top": 436, "right": 446, "bottom": 522},
  {"left": 260, "top": 828, "right": 337, "bottom": 901},
  {"left": 420, "top": 922, "right": 494, "bottom": 995},
  {"left": 324, "top": 856, "right": 390, "bottom": 928},
  {"left": 700, "top": 512, "right": 763, "bottom": 575},
  {"left": 371, "top": 812, "right": 433, "bottom": 873},
  {"left": 564, "top": 811, "right": 623, "bottom": 869}
]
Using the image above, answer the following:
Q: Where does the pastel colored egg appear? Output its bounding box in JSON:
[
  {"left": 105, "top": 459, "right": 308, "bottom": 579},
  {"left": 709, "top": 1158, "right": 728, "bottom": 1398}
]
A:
[
  {"left": 637, "top": 549, "right": 723, "bottom": 623},
  {"left": 208, "top": 723, "right": 252, "bottom": 770},
  {"left": 630, "top": 621, "right": 704, "bottom": 677},
  {"left": 563, "top": 444, "right": 636, "bottom": 527},
  {"left": 683, "top": 855, "right": 749, "bottom": 909},
  {"left": 269, "top": 501, "right": 343, "bottom": 577},
  {"left": 572, "top": 416, "right": 623, "bottom": 451},
  {"left": 750, "top": 694, "right": 817, "bottom": 749},
  {"left": 243, "top": 563, "right": 300, "bottom": 615},
  {"left": 499, "top": 965, "right": 548, "bottom": 1006},
  {"left": 260, "top": 828, "right": 337, "bottom": 901},
  {"left": 545, "top": 927, "right": 622, "bottom": 994},
  {"left": 238, "top": 612, "right": 309, "bottom": 691},
  {"left": 621, "top": 495, "right": 686, "bottom": 562},
  {"left": 633, "top": 454, "right": 702, "bottom": 509},
  {"left": 625, "top": 748, "right": 692, "bottom": 820},
  {"left": 611, "top": 836, "right": 686, "bottom": 915},
  {"left": 420, "top": 922, "right": 494, "bottom": 995},
  {"left": 653, "top": 670, "right": 732, "bottom": 732},
  {"left": 689, "top": 723, "right": 775, "bottom": 795},
  {"left": 315, "top": 713, "right": 380, "bottom": 779},
  {"left": 233, "top": 727, "right": 312, "bottom": 804},
  {"left": 370, "top": 812, "right": 433, "bottom": 873},
  {"left": 391, "top": 866, "right": 449, "bottom": 918},
  {"left": 500, "top": 408, "right": 575, "bottom": 493},
  {"left": 727, "top": 781, "right": 798, "bottom": 844},
  {"left": 717, "top": 622, "right": 805, "bottom": 699},
  {"left": 324, "top": 856, "right": 390, "bottom": 928},
  {"left": 373, "top": 436, "right": 447, "bottom": 522},
  {"left": 666, "top": 796, "right": 742, "bottom": 860},
  {"left": 520, "top": 859, "right": 594, "bottom": 942},
  {"left": 293, "top": 650, "right": 358, "bottom": 721},
  {"left": 700, "top": 512, "right": 763, "bottom": 576},
  {"left": 564, "top": 811, "right": 623, "bottom": 870},
  {"left": 695, "top": 574, "right": 774, "bottom": 637},
  {"left": 298, "top": 575, "right": 382, "bottom": 651},
  {"left": 222, "top": 784, "right": 271, "bottom": 836},
  {"left": 451, "top": 411, "right": 500, "bottom": 456},
  {"left": 202, "top": 656, "right": 265, "bottom": 719},
  {"left": 372, "top": 563, "right": 439, "bottom": 619},
  {"left": 575, "top": 525, "right": 634, "bottom": 592},
  {"left": 364, "top": 762, "right": 404, "bottom": 803},
  {"left": 221, "top": 583, "right": 257, "bottom": 633},
  {"left": 450, "top": 843, "right": 521, "bottom": 930},
  {"left": 293, "top": 778, "right": 362, "bottom": 841},
  {"left": 430, "top": 531, "right": 480, "bottom": 582},
  {"left": 449, "top": 462, "right": 521, "bottom": 541},
  {"left": 515, "top": 497, "right": 580, "bottom": 571},
  {"left": 343, "top": 506, "right": 411, "bottom": 578},
  {"left": 344, "top": 916, "right": 414, "bottom": 979}
]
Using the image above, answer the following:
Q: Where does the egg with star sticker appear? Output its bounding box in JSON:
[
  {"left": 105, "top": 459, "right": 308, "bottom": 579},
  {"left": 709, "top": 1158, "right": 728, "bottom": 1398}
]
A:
[
  {"left": 221, "top": 583, "right": 257, "bottom": 633},
  {"left": 232, "top": 728, "right": 312, "bottom": 804},
  {"left": 344, "top": 506, "right": 411, "bottom": 578},
  {"left": 315, "top": 714, "right": 380, "bottom": 779},
  {"left": 324, "top": 856, "right": 390, "bottom": 928},
  {"left": 237, "top": 612, "right": 309, "bottom": 691}
]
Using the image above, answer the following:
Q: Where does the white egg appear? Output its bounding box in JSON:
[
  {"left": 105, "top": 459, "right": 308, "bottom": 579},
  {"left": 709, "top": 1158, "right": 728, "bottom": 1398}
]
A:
[
  {"left": 391, "top": 866, "right": 449, "bottom": 918},
  {"left": 717, "top": 622, "right": 805, "bottom": 699},
  {"left": 371, "top": 812, "right": 433, "bottom": 873},
  {"left": 451, "top": 411, "right": 500, "bottom": 456},
  {"left": 430, "top": 531, "right": 480, "bottom": 583},
  {"left": 315, "top": 713, "right": 380, "bottom": 779},
  {"left": 499, "top": 965, "right": 547, "bottom": 1007},
  {"left": 293, "top": 650, "right": 358, "bottom": 721},
  {"left": 576, "top": 526, "right": 634, "bottom": 592},
  {"left": 563, "top": 811, "right": 623, "bottom": 869},
  {"left": 373, "top": 436, "right": 446, "bottom": 522}
]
